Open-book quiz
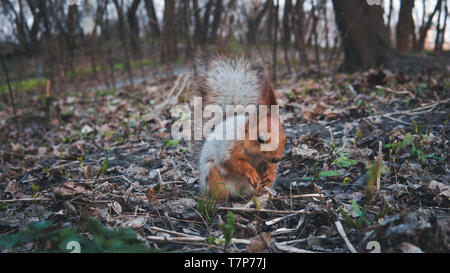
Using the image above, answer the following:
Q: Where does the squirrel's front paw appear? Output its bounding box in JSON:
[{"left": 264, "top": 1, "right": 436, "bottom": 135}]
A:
[
  {"left": 245, "top": 169, "right": 261, "bottom": 188},
  {"left": 262, "top": 166, "right": 276, "bottom": 186}
]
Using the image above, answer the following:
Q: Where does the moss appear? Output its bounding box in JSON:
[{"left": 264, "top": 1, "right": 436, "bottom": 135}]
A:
[{"left": 0, "top": 78, "right": 47, "bottom": 95}]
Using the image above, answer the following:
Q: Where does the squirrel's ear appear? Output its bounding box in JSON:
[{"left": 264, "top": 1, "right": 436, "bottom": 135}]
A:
[{"left": 261, "top": 76, "right": 278, "bottom": 106}]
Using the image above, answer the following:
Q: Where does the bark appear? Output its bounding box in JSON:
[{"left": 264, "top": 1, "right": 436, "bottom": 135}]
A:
[
  {"left": 396, "top": 0, "right": 415, "bottom": 53},
  {"left": 282, "top": 0, "right": 292, "bottom": 73},
  {"left": 144, "top": 0, "right": 161, "bottom": 38},
  {"left": 246, "top": 0, "right": 270, "bottom": 45},
  {"left": 112, "top": 0, "right": 134, "bottom": 86},
  {"left": 201, "top": 0, "right": 214, "bottom": 46},
  {"left": 332, "top": 0, "right": 397, "bottom": 72},
  {"left": 416, "top": 0, "right": 442, "bottom": 51},
  {"left": 127, "top": 0, "right": 142, "bottom": 58},
  {"left": 272, "top": 0, "right": 279, "bottom": 82},
  {"left": 161, "top": 0, "right": 178, "bottom": 63},
  {"left": 311, "top": 0, "right": 321, "bottom": 75},
  {"left": 209, "top": 0, "right": 223, "bottom": 44},
  {"left": 292, "top": 0, "right": 308, "bottom": 65}
]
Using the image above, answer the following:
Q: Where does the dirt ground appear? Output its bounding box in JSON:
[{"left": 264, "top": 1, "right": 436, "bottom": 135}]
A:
[{"left": 0, "top": 61, "right": 449, "bottom": 253}]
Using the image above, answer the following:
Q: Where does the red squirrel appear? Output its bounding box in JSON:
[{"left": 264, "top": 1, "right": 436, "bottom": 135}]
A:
[{"left": 198, "top": 57, "right": 286, "bottom": 200}]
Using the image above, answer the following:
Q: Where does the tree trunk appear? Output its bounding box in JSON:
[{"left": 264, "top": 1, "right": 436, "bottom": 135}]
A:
[
  {"left": 161, "top": 0, "right": 178, "bottom": 63},
  {"left": 144, "top": 0, "right": 161, "bottom": 38},
  {"left": 272, "top": 0, "right": 279, "bottom": 82},
  {"left": 416, "top": 0, "right": 442, "bottom": 51},
  {"left": 396, "top": 0, "right": 415, "bottom": 53},
  {"left": 112, "top": 0, "right": 134, "bottom": 86},
  {"left": 209, "top": 0, "right": 223, "bottom": 44},
  {"left": 127, "top": 0, "right": 142, "bottom": 58},
  {"left": 246, "top": 0, "right": 270, "bottom": 45},
  {"left": 332, "top": 0, "right": 397, "bottom": 72},
  {"left": 292, "top": 0, "right": 308, "bottom": 65},
  {"left": 282, "top": 0, "right": 292, "bottom": 74}
]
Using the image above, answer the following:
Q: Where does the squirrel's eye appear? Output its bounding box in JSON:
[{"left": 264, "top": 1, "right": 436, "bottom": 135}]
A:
[{"left": 257, "top": 136, "right": 265, "bottom": 144}]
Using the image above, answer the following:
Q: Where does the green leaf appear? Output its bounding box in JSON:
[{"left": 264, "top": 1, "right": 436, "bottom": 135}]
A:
[
  {"left": 399, "top": 132, "right": 412, "bottom": 148},
  {"left": 339, "top": 207, "right": 359, "bottom": 229},
  {"left": 219, "top": 211, "right": 235, "bottom": 248},
  {"left": 205, "top": 236, "right": 222, "bottom": 246},
  {"left": 375, "top": 207, "right": 392, "bottom": 220},
  {"left": 332, "top": 156, "right": 356, "bottom": 168},
  {"left": 163, "top": 139, "right": 180, "bottom": 147},
  {"left": 319, "top": 170, "right": 341, "bottom": 178},
  {"left": 352, "top": 200, "right": 362, "bottom": 217}
]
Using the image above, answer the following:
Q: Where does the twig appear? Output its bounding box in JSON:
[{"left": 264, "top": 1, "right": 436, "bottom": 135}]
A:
[
  {"left": 273, "top": 193, "right": 323, "bottom": 200},
  {"left": 375, "top": 85, "right": 415, "bottom": 99},
  {"left": 275, "top": 243, "right": 318, "bottom": 253},
  {"left": 1, "top": 57, "right": 20, "bottom": 137},
  {"left": 0, "top": 198, "right": 52, "bottom": 203},
  {"left": 217, "top": 207, "right": 310, "bottom": 215},
  {"left": 265, "top": 214, "right": 297, "bottom": 226},
  {"left": 376, "top": 141, "right": 382, "bottom": 192},
  {"left": 334, "top": 221, "right": 357, "bottom": 253},
  {"left": 148, "top": 226, "right": 192, "bottom": 238}
]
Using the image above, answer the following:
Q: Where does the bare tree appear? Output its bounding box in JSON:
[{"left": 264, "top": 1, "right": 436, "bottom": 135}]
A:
[
  {"left": 112, "top": 0, "right": 134, "bottom": 86},
  {"left": 209, "top": 0, "right": 223, "bottom": 44},
  {"left": 434, "top": 0, "right": 447, "bottom": 52},
  {"left": 127, "top": 0, "right": 142, "bottom": 58},
  {"left": 332, "top": 0, "right": 397, "bottom": 72},
  {"left": 246, "top": 0, "right": 270, "bottom": 45},
  {"left": 161, "top": 0, "right": 178, "bottom": 63},
  {"left": 282, "top": 0, "right": 292, "bottom": 74},
  {"left": 416, "top": 0, "right": 443, "bottom": 51},
  {"left": 1, "top": 0, "right": 43, "bottom": 57},
  {"left": 396, "top": 0, "right": 415, "bottom": 52},
  {"left": 272, "top": 0, "right": 279, "bottom": 82},
  {"left": 144, "top": 0, "right": 161, "bottom": 38},
  {"left": 292, "top": 0, "right": 308, "bottom": 65}
]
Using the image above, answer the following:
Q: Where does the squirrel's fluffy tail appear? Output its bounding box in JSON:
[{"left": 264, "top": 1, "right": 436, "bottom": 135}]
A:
[{"left": 197, "top": 57, "right": 265, "bottom": 108}]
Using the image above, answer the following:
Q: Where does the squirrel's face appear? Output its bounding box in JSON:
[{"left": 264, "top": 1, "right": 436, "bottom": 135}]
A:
[{"left": 244, "top": 115, "right": 286, "bottom": 163}]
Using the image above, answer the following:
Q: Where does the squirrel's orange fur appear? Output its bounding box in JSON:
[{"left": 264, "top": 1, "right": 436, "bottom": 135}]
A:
[{"left": 198, "top": 57, "right": 286, "bottom": 200}]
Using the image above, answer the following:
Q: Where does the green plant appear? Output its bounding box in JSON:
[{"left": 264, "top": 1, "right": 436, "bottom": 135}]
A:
[
  {"left": 97, "top": 154, "right": 109, "bottom": 176},
  {"left": 31, "top": 183, "right": 40, "bottom": 201},
  {"left": 219, "top": 211, "right": 235, "bottom": 250},
  {"left": 163, "top": 139, "right": 180, "bottom": 147},
  {"left": 0, "top": 202, "right": 6, "bottom": 211},
  {"left": 0, "top": 218, "right": 158, "bottom": 253},
  {"left": 319, "top": 170, "right": 341, "bottom": 178},
  {"left": 332, "top": 156, "right": 356, "bottom": 168},
  {"left": 339, "top": 201, "right": 392, "bottom": 230}
]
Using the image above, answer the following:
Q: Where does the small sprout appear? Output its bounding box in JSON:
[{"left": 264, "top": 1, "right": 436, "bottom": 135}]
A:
[
  {"left": 77, "top": 156, "right": 84, "bottom": 169},
  {"left": 0, "top": 202, "right": 7, "bottom": 211},
  {"left": 332, "top": 156, "right": 356, "bottom": 168},
  {"left": 319, "top": 170, "right": 341, "bottom": 178},
  {"left": 412, "top": 120, "right": 418, "bottom": 134},
  {"left": 31, "top": 183, "right": 40, "bottom": 201},
  {"left": 205, "top": 236, "right": 222, "bottom": 246},
  {"left": 343, "top": 177, "right": 351, "bottom": 185},
  {"left": 98, "top": 154, "right": 109, "bottom": 176},
  {"left": 219, "top": 211, "right": 235, "bottom": 250},
  {"left": 163, "top": 139, "right": 180, "bottom": 147}
]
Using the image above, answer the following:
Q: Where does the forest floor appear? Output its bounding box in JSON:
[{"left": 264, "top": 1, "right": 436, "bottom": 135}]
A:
[{"left": 0, "top": 56, "right": 449, "bottom": 253}]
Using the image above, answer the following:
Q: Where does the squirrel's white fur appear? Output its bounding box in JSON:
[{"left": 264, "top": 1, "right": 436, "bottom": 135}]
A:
[
  {"left": 198, "top": 58, "right": 264, "bottom": 198},
  {"left": 199, "top": 115, "right": 259, "bottom": 197},
  {"left": 199, "top": 58, "right": 262, "bottom": 108}
]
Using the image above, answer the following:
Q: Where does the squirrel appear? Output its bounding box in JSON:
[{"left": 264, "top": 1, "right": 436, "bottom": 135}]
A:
[{"left": 197, "top": 57, "right": 286, "bottom": 201}]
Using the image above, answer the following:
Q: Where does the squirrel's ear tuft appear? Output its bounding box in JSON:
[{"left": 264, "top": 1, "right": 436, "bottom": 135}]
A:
[{"left": 261, "top": 76, "right": 278, "bottom": 106}]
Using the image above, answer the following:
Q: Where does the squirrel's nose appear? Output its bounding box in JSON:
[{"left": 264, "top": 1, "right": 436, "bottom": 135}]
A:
[{"left": 271, "top": 157, "right": 282, "bottom": 163}]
